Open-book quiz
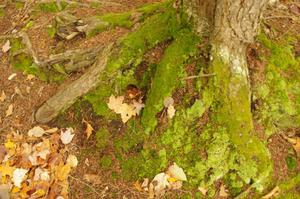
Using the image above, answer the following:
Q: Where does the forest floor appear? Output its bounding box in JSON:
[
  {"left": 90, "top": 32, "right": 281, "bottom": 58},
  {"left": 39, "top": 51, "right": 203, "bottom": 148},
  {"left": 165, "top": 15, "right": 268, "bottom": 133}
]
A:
[{"left": 0, "top": 0, "right": 300, "bottom": 199}]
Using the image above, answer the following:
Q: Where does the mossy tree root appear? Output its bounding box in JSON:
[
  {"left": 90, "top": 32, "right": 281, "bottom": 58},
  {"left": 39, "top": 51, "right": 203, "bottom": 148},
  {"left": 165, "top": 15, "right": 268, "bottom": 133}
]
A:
[
  {"left": 35, "top": 44, "right": 113, "bottom": 123},
  {"left": 54, "top": 1, "right": 170, "bottom": 39},
  {"left": 35, "top": 3, "right": 180, "bottom": 123}
]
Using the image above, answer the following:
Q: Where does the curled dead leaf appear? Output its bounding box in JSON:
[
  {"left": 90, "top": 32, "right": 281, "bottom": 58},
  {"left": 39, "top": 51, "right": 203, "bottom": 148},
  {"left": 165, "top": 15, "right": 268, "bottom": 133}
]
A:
[
  {"left": 28, "top": 126, "right": 46, "bottom": 138},
  {"left": 2, "top": 40, "right": 10, "bottom": 53},
  {"left": 0, "top": 91, "right": 6, "bottom": 102},
  {"left": 83, "top": 119, "right": 94, "bottom": 139},
  {"left": 60, "top": 128, "right": 75, "bottom": 144},
  {"left": 167, "top": 163, "right": 187, "bottom": 181}
]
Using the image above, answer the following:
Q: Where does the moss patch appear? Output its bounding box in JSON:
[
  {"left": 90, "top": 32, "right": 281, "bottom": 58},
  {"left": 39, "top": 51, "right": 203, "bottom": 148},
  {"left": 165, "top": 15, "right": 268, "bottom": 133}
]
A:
[
  {"left": 254, "top": 34, "right": 300, "bottom": 136},
  {"left": 84, "top": 7, "right": 182, "bottom": 116}
]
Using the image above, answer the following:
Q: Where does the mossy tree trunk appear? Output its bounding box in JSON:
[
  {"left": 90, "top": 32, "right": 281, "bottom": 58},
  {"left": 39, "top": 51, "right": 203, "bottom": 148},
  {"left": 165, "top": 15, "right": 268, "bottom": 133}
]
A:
[{"left": 183, "top": 0, "right": 273, "bottom": 190}]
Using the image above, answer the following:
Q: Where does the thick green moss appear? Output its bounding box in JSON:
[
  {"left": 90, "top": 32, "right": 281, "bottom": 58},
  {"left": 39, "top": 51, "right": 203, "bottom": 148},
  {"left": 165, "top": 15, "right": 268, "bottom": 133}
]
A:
[
  {"left": 141, "top": 29, "right": 201, "bottom": 133},
  {"left": 38, "top": 1, "right": 68, "bottom": 12},
  {"left": 85, "top": 1, "right": 171, "bottom": 38},
  {"left": 254, "top": 34, "right": 300, "bottom": 135},
  {"left": 210, "top": 50, "right": 272, "bottom": 192},
  {"left": 95, "top": 129, "right": 111, "bottom": 150},
  {"left": 85, "top": 8, "right": 182, "bottom": 116},
  {"left": 277, "top": 174, "right": 300, "bottom": 199}
]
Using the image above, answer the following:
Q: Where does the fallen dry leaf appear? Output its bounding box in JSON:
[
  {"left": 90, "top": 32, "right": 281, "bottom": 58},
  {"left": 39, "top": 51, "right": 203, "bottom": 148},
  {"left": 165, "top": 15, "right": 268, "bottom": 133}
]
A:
[
  {"left": 28, "top": 126, "right": 46, "bottom": 138},
  {"left": 12, "top": 168, "right": 28, "bottom": 188},
  {"left": 107, "top": 95, "right": 124, "bottom": 111},
  {"left": 26, "top": 74, "right": 35, "bottom": 81},
  {"left": 33, "top": 167, "right": 50, "bottom": 182},
  {"left": 2, "top": 40, "right": 10, "bottom": 53},
  {"left": 151, "top": 173, "right": 169, "bottom": 197},
  {"left": 66, "top": 154, "right": 78, "bottom": 168},
  {"left": 164, "top": 97, "right": 174, "bottom": 108},
  {"left": 262, "top": 186, "right": 280, "bottom": 199},
  {"left": 132, "top": 100, "right": 145, "bottom": 115},
  {"left": 167, "top": 163, "right": 187, "bottom": 181},
  {"left": 60, "top": 128, "right": 75, "bottom": 145},
  {"left": 198, "top": 187, "right": 208, "bottom": 196},
  {"left": 134, "top": 181, "right": 143, "bottom": 192},
  {"left": 83, "top": 119, "right": 94, "bottom": 139},
  {"left": 282, "top": 135, "right": 300, "bottom": 156},
  {"left": 5, "top": 104, "right": 13, "bottom": 117},
  {"left": 167, "top": 105, "right": 176, "bottom": 119},
  {"left": 0, "top": 91, "right": 6, "bottom": 102},
  {"left": 107, "top": 95, "right": 144, "bottom": 123},
  {"left": 219, "top": 184, "right": 229, "bottom": 197},
  {"left": 45, "top": 127, "right": 58, "bottom": 133},
  {"left": 141, "top": 178, "right": 149, "bottom": 191}
]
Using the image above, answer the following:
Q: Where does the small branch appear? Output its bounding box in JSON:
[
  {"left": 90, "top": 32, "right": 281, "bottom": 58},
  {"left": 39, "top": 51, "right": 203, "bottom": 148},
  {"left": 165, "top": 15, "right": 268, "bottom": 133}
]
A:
[
  {"left": 69, "top": 175, "right": 102, "bottom": 196},
  {"left": 183, "top": 73, "right": 216, "bottom": 80},
  {"left": 35, "top": 44, "right": 113, "bottom": 123}
]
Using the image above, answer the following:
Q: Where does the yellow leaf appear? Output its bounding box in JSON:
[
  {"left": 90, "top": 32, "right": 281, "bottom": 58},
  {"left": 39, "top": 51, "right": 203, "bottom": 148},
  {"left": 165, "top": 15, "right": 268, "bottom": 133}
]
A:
[
  {"left": 0, "top": 163, "right": 15, "bottom": 177},
  {"left": 4, "top": 140, "right": 15, "bottom": 149},
  {"left": 167, "top": 177, "right": 178, "bottom": 182},
  {"left": 55, "top": 164, "right": 71, "bottom": 181},
  {"left": 32, "top": 189, "right": 46, "bottom": 197},
  {"left": 83, "top": 119, "right": 94, "bottom": 139},
  {"left": 133, "top": 181, "right": 143, "bottom": 192},
  {"left": 11, "top": 186, "right": 20, "bottom": 193}
]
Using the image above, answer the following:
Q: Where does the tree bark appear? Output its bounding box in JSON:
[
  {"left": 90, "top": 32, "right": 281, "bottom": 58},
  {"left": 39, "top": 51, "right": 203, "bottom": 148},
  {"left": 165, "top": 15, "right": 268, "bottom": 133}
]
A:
[{"left": 183, "top": 0, "right": 272, "bottom": 190}]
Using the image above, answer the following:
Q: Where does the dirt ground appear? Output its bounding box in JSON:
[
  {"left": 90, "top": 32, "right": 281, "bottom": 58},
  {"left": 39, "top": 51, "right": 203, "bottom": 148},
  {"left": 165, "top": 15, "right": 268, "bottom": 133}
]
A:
[{"left": 0, "top": 0, "right": 300, "bottom": 198}]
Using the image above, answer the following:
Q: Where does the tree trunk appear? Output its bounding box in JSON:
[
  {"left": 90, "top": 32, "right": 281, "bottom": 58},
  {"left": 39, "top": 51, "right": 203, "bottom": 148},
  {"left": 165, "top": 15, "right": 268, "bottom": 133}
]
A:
[{"left": 183, "top": 0, "right": 272, "bottom": 190}]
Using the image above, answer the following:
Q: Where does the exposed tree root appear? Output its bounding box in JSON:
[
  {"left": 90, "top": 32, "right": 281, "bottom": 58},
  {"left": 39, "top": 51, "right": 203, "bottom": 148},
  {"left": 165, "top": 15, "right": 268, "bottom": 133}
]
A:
[
  {"left": 35, "top": 44, "right": 113, "bottom": 123},
  {"left": 40, "top": 46, "right": 103, "bottom": 73}
]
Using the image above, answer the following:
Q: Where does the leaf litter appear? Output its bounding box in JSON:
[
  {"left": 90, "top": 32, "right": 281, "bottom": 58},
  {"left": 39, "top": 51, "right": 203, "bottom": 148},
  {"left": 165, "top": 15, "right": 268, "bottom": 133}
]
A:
[
  {"left": 0, "top": 126, "right": 78, "bottom": 198},
  {"left": 138, "top": 162, "right": 187, "bottom": 198}
]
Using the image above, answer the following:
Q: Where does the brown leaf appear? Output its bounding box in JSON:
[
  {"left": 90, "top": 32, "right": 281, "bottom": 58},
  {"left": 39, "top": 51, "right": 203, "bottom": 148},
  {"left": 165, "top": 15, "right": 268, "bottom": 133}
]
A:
[
  {"left": 2, "top": 40, "right": 10, "bottom": 53},
  {"left": 0, "top": 91, "right": 6, "bottom": 102},
  {"left": 83, "top": 119, "right": 94, "bottom": 139},
  {"left": 283, "top": 135, "right": 300, "bottom": 156},
  {"left": 5, "top": 104, "right": 13, "bottom": 117},
  {"left": 134, "top": 181, "right": 143, "bottom": 192},
  {"left": 219, "top": 184, "right": 229, "bottom": 198}
]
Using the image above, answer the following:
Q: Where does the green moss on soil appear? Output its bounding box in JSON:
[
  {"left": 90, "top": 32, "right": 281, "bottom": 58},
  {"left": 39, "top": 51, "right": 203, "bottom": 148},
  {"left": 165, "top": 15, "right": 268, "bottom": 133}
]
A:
[
  {"left": 277, "top": 174, "right": 300, "bottom": 199},
  {"left": 253, "top": 33, "right": 300, "bottom": 136},
  {"left": 9, "top": 38, "right": 66, "bottom": 82},
  {"left": 38, "top": 1, "right": 68, "bottom": 12},
  {"left": 85, "top": 1, "right": 171, "bottom": 38}
]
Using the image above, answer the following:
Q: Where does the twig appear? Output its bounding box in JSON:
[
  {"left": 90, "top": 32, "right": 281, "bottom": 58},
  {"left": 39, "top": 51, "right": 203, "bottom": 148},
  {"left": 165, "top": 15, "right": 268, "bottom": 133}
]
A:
[
  {"left": 69, "top": 175, "right": 102, "bottom": 196},
  {"left": 183, "top": 73, "right": 216, "bottom": 80}
]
